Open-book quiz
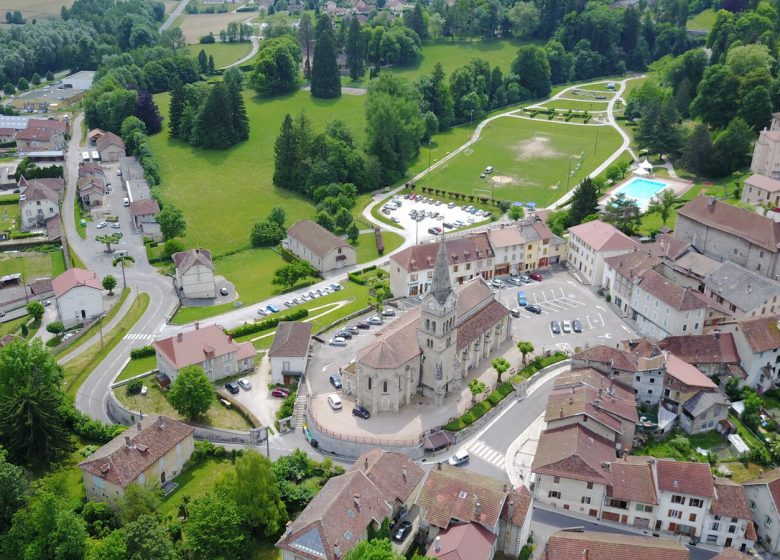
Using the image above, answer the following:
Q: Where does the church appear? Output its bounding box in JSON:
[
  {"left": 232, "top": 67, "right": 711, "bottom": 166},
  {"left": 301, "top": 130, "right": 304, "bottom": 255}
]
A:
[{"left": 343, "top": 239, "right": 512, "bottom": 415}]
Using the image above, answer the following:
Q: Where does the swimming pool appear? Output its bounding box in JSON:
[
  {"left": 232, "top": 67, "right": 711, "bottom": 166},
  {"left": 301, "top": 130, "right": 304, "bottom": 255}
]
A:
[{"left": 608, "top": 177, "right": 670, "bottom": 211}]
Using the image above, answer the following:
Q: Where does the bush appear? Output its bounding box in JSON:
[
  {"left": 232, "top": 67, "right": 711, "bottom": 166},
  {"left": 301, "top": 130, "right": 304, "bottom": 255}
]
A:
[
  {"left": 374, "top": 228, "right": 384, "bottom": 255},
  {"left": 471, "top": 400, "right": 492, "bottom": 420},
  {"left": 126, "top": 379, "right": 143, "bottom": 395},
  {"left": 460, "top": 411, "right": 475, "bottom": 425},
  {"left": 191, "top": 440, "right": 223, "bottom": 463},
  {"left": 130, "top": 345, "right": 155, "bottom": 359},
  {"left": 276, "top": 392, "right": 297, "bottom": 420},
  {"left": 348, "top": 272, "right": 366, "bottom": 285},
  {"left": 227, "top": 309, "right": 308, "bottom": 337}
]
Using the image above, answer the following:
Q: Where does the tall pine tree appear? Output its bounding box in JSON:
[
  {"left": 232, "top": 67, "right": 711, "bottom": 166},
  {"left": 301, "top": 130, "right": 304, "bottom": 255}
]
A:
[
  {"left": 198, "top": 49, "right": 208, "bottom": 74},
  {"left": 345, "top": 16, "right": 364, "bottom": 81},
  {"left": 195, "top": 82, "right": 236, "bottom": 149},
  {"left": 168, "top": 80, "right": 185, "bottom": 138},
  {"left": 273, "top": 114, "right": 298, "bottom": 189},
  {"left": 567, "top": 177, "right": 599, "bottom": 226},
  {"left": 311, "top": 14, "right": 341, "bottom": 99},
  {"left": 429, "top": 63, "right": 454, "bottom": 128},
  {"left": 224, "top": 69, "right": 249, "bottom": 142},
  {"left": 298, "top": 12, "right": 314, "bottom": 79}
]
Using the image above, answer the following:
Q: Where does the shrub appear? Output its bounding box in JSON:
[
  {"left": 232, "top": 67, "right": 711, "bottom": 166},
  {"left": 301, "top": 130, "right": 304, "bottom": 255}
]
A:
[
  {"left": 374, "top": 228, "right": 384, "bottom": 255},
  {"left": 488, "top": 391, "right": 503, "bottom": 406},
  {"left": 130, "top": 345, "right": 155, "bottom": 359},
  {"left": 191, "top": 440, "right": 219, "bottom": 463},
  {"left": 126, "top": 379, "right": 144, "bottom": 395},
  {"left": 227, "top": 309, "right": 308, "bottom": 337},
  {"left": 471, "top": 400, "right": 492, "bottom": 420},
  {"left": 444, "top": 418, "right": 466, "bottom": 431}
]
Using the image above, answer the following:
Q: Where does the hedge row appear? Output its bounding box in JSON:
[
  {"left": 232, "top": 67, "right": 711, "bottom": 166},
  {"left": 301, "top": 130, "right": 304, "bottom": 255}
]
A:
[
  {"left": 510, "top": 352, "right": 568, "bottom": 384},
  {"left": 227, "top": 308, "right": 309, "bottom": 338},
  {"left": 130, "top": 345, "right": 155, "bottom": 359},
  {"left": 444, "top": 382, "right": 514, "bottom": 432}
]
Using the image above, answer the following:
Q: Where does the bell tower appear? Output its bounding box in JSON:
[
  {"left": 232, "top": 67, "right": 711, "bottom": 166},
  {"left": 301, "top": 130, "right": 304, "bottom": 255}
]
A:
[{"left": 418, "top": 238, "right": 459, "bottom": 404}]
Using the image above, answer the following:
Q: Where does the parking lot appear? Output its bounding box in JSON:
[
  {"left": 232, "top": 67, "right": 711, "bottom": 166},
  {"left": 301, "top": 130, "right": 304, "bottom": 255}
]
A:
[{"left": 381, "top": 194, "right": 492, "bottom": 241}]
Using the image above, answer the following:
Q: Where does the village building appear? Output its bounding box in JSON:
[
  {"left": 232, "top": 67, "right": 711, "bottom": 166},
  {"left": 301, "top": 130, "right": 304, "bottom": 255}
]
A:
[
  {"left": 96, "top": 131, "right": 126, "bottom": 162},
  {"left": 541, "top": 530, "right": 689, "bottom": 560},
  {"left": 286, "top": 220, "right": 357, "bottom": 273},
  {"left": 173, "top": 248, "right": 216, "bottom": 299},
  {"left": 566, "top": 220, "right": 639, "bottom": 285},
  {"left": 268, "top": 321, "right": 313, "bottom": 385},
  {"left": 52, "top": 268, "right": 104, "bottom": 328},
  {"left": 724, "top": 314, "right": 780, "bottom": 391}
]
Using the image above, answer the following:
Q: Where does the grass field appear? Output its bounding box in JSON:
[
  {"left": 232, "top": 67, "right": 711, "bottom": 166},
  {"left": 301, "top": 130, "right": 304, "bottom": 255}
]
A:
[
  {"left": 540, "top": 99, "right": 610, "bottom": 112},
  {"left": 687, "top": 9, "right": 717, "bottom": 31},
  {"left": 116, "top": 355, "right": 156, "bottom": 382},
  {"left": 176, "top": 12, "right": 253, "bottom": 43},
  {"left": 187, "top": 42, "right": 253, "bottom": 69},
  {"left": 354, "top": 231, "right": 404, "bottom": 263},
  {"left": 0, "top": 0, "right": 75, "bottom": 21},
  {"left": 0, "top": 250, "right": 63, "bottom": 281},
  {"left": 421, "top": 117, "right": 622, "bottom": 207}
]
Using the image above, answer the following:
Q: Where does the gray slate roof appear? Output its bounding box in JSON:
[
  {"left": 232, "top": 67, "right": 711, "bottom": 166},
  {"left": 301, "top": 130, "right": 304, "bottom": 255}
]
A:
[
  {"left": 683, "top": 390, "right": 730, "bottom": 418},
  {"left": 705, "top": 261, "right": 780, "bottom": 312},
  {"left": 268, "top": 321, "right": 312, "bottom": 358}
]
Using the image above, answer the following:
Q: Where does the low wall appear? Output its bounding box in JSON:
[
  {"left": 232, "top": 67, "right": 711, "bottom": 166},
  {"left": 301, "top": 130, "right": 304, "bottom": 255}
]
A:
[{"left": 313, "top": 304, "right": 373, "bottom": 337}]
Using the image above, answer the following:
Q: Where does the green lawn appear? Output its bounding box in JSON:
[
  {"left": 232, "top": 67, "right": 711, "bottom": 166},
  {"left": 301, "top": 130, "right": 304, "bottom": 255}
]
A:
[
  {"left": 421, "top": 116, "right": 622, "bottom": 206},
  {"left": 0, "top": 315, "right": 29, "bottom": 337},
  {"left": 687, "top": 9, "right": 717, "bottom": 31},
  {"left": 159, "top": 457, "right": 235, "bottom": 517},
  {"left": 540, "top": 99, "right": 610, "bottom": 112},
  {"left": 353, "top": 231, "right": 403, "bottom": 263},
  {"left": 187, "top": 42, "right": 253, "bottom": 69},
  {"left": 407, "top": 124, "right": 475, "bottom": 177},
  {"left": 115, "top": 355, "right": 156, "bottom": 382},
  {"left": 51, "top": 249, "right": 66, "bottom": 276},
  {"left": 0, "top": 250, "right": 61, "bottom": 281}
]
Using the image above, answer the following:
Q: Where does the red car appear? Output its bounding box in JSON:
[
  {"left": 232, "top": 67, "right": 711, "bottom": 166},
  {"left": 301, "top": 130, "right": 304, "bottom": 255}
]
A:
[
  {"left": 528, "top": 272, "right": 543, "bottom": 282},
  {"left": 271, "top": 387, "right": 290, "bottom": 398}
]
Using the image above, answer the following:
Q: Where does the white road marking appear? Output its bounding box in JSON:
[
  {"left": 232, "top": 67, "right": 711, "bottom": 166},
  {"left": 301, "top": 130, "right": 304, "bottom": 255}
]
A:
[
  {"left": 596, "top": 305, "right": 605, "bottom": 311},
  {"left": 621, "top": 324, "right": 632, "bottom": 333},
  {"left": 598, "top": 333, "right": 613, "bottom": 339},
  {"left": 467, "top": 440, "right": 506, "bottom": 468}
]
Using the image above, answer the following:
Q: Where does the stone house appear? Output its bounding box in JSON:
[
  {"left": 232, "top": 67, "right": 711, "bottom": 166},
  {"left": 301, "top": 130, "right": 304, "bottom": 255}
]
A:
[
  {"left": 743, "top": 173, "right": 780, "bottom": 208},
  {"left": 658, "top": 333, "right": 741, "bottom": 378},
  {"left": 19, "top": 180, "right": 61, "bottom": 231},
  {"left": 704, "top": 261, "right": 780, "bottom": 320},
  {"left": 52, "top": 268, "right": 104, "bottom": 327},
  {"left": 704, "top": 478, "right": 756, "bottom": 552},
  {"left": 129, "top": 198, "right": 160, "bottom": 233},
  {"left": 79, "top": 416, "right": 194, "bottom": 503},
  {"left": 751, "top": 128, "right": 780, "bottom": 179},
  {"left": 173, "top": 248, "right": 216, "bottom": 299},
  {"left": 488, "top": 220, "right": 566, "bottom": 276},
  {"left": 724, "top": 314, "right": 780, "bottom": 391},
  {"left": 77, "top": 164, "right": 107, "bottom": 208},
  {"left": 350, "top": 449, "right": 425, "bottom": 518},
  {"left": 286, "top": 220, "right": 356, "bottom": 273},
  {"left": 566, "top": 220, "right": 639, "bottom": 285},
  {"left": 744, "top": 468, "right": 780, "bottom": 555},
  {"left": 152, "top": 323, "right": 255, "bottom": 383},
  {"left": 96, "top": 131, "right": 125, "bottom": 162},
  {"left": 15, "top": 126, "right": 65, "bottom": 153},
  {"left": 268, "top": 321, "right": 313, "bottom": 385}
]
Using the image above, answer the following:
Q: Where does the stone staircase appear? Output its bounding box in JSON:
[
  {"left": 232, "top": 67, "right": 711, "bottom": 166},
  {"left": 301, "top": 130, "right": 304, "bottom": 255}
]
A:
[{"left": 294, "top": 394, "right": 307, "bottom": 429}]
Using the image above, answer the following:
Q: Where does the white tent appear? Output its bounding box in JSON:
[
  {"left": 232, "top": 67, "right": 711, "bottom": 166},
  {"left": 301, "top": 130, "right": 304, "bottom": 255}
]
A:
[
  {"left": 632, "top": 166, "right": 650, "bottom": 176},
  {"left": 640, "top": 159, "right": 654, "bottom": 171}
]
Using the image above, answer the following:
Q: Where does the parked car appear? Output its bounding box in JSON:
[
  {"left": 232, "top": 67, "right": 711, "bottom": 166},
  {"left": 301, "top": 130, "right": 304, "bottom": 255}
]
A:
[
  {"left": 266, "top": 304, "right": 280, "bottom": 313},
  {"left": 508, "top": 277, "right": 523, "bottom": 286},
  {"left": 389, "top": 507, "right": 408, "bottom": 530},
  {"left": 490, "top": 279, "right": 504, "bottom": 288},
  {"left": 562, "top": 320, "right": 572, "bottom": 333},
  {"left": 352, "top": 405, "right": 371, "bottom": 419},
  {"left": 427, "top": 227, "right": 441, "bottom": 235},
  {"left": 448, "top": 449, "right": 470, "bottom": 466},
  {"left": 392, "top": 521, "right": 413, "bottom": 543},
  {"left": 572, "top": 319, "right": 582, "bottom": 333},
  {"left": 329, "top": 375, "right": 342, "bottom": 389},
  {"left": 381, "top": 308, "right": 396, "bottom": 317},
  {"left": 220, "top": 287, "right": 229, "bottom": 296},
  {"left": 96, "top": 221, "right": 107, "bottom": 229},
  {"left": 442, "top": 222, "right": 454, "bottom": 229},
  {"left": 345, "top": 325, "right": 360, "bottom": 335},
  {"left": 111, "top": 223, "right": 121, "bottom": 229},
  {"left": 485, "top": 166, "right": 494, "bottom": 174},
  {"left": 356, "top": 321, "right": 370, "bottom": 329},
  {"left": 516, "top": 290, "right": 527, "bottom": 306},
  {"left": 529, "top": 272, "right": 543, "bottom": 281},
  {"left": 328, "top": 394, "right": 342, "bottom": 410},
  {"left": 391, "top": 216, "right": 400, "bottom": 223},
  {"left": 520, "top": 275, "right": 531, "bottom": 283},
  {"left": 550, "top": 321, "right": 561, "bottom": 334},
  {"left": 448, "top": 202, "right": 456, "bottom": 208},
  {"left": 328, "top": 337, "right": 347, "bottom": 346},
  {"left": 284, "top": 300, "right": 294, "bottom": 307},
  {"left": 330, "top": 283, "right": 343, "bottom": 291},
  {"left": 368, "top": 316, "right": 383, "bottom": 325},
  {"left": 526, "top": 304, "right": 542, "bottom": 314},
  {"left": 224, "top": 382, "right": 240, "bottom": 395},
  {"left": 238, "top": 378, "right": 252, "bottom": 390},
  {"left": 271, "top": 387, "right": 290, "bottom": 398},
  {"left": 335, "top": 330, "right": 353, "bottom": 339},
  {"left": 510, "top": 308, "right": 521, "bottom": 318}
]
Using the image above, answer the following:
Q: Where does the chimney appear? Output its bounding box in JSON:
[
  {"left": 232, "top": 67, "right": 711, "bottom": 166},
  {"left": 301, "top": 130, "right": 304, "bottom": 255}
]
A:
[
  {"left": 438, "top": 461, "right": 442, "bottom": 471},
  {"left": 707, "top": 196, "right": 716, "bottom": 207},
  {"left": 475, "top": 501, "right": 481, "bottom": 516},
  {"left": 503, "top": 484, "right": 507, "bottom": 492},
  {"left": 334, "top": 542, "right": 341, "bottom": 558},
  {"left": 137, "top": 422, "right": 142, "bottom": 432},
  {"left": 124, "top": 436, "right": 133, "bottom": 448},
  {"left": 747, "top": 284, "right": 753, "bottom": 294},
  {"left": 364, "top": 457, "right": 368, "bottom": 471},
  {"left": 195, "top": 321, "right": 200, "bottom": 330},
  {"left": 228, "top": 334, "right": 233, "bottom": 343},
  {"left": 156, "top": 416, "right": 165, "bottom": 429},
  {"left": 402, "top": 466, "right": 407, "bottom": 482},
  {"left": 582, "top": 549, "right": 589, "bottom": 560},
  {"left": 353, "top": 494, "right": 360, "bottom": 508},
  {"left": 434, "top": 536, "right": 441, "bottom": 552},
  {"left": 177, "top": 332, "right": 183, "bottom": 343}
]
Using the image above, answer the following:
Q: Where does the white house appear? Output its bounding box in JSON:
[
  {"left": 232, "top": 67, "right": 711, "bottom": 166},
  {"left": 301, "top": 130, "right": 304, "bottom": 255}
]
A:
[
  {"left": 743, "top": 173, "right": 780, "bottom": 208},
  {"left": 152, "top": 323, "right": 255, "bottom": 383},
  {"left": 173, "top": 248, "right": 216, "bottom": 300},
  {"left": 52, "top": 268, "right": 104, "bottom": 327},
  {"left": 566, "top": 220, "right": 638, "bottom": 285},
  {"left": 268, "top": 321, "right": 312, "bottom": 385},
  {"left": 286, "top": 220, "right": 357, "bottom": 273},
  {"left": 744, "top": 468, "right": 780, "bottom": 555},
  {"left": 726, "top": 314, "right": 780, "bottom": 391},
  {"left": 19, "top": 180, "right": 61, "bottom": 231}
]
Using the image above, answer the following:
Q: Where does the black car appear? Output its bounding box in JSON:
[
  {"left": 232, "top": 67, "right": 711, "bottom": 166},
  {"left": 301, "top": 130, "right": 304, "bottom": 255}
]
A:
[
  {"left": 550, "top": 321, "right": 561, "bottom": 334},
  {"left": 572, "top": 319, "right": 582, "bottom": 333},
  {"left": 329, "top": 375, "right": 342, "bottom": 389},
  {"left": 224, "top": 381, "right": 240, "bottom": 394},
  {"left": 356, "top": 321, "right": 370, "bottom": 329},
  {"left": 526, "top": 304, "right": 542, "bottom": 314},
  {"left": 392, "top": 520, "right": 413, "bottom": 543},
  {"left": 352, "top": 405, "right": 371, "bottom": 419},
  {"left": 335, "top": 330, "right": 353, "bottom": 339}
]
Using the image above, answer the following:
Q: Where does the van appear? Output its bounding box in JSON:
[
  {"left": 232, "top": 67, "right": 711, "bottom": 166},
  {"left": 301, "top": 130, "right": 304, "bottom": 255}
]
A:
[
  {"left": 328, "top": 394, "right": 343, "bottom": 410},
  {"left": 448, "top": 449, "right": 470, "bottom": 466},
  {"left": 123, "top": 197, "right": 130, "bottom": 207}
]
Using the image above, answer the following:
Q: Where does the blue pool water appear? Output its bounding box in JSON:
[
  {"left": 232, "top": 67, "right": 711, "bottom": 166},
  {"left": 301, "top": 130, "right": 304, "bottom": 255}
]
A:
[{"left": 609, "top": 177, "right": 669, "bottom": 211}]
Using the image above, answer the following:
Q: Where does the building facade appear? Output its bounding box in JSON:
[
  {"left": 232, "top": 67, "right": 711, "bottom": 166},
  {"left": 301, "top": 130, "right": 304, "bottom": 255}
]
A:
[
  {"left": 743, "top": 173, "right": 780, "bottom": 207},
  {"left": 173, "top": 248, "right": 216, "bottom": 299},
  {"left": 566, "top": 220, "right": 639, "bottom": 285},
  {"left": 268, "top": 321, "right": 313, "bottom": 385},
  {"left": 52, "top": 268, "right": 104, "bottom": 327},
  {"left": 286, "top": 220, "right": 357, "bottom": 273}
]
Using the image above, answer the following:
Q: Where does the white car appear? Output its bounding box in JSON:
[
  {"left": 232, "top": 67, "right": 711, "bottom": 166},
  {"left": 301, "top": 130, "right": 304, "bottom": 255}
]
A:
[
  {"left": 96, "top": 222, "right": 107, "bottom": 229},
  {"left": 238, "top": 378, "right": 252, "bottom": 390},
  {"left": 328, "top": 394, "right": 343, "bottom": 410},
  {"left": 562, "top": 320, "right": 572, "bottom": 333},
  {"left": 329, "top": 337, "right": 347, "bottom": 346}
]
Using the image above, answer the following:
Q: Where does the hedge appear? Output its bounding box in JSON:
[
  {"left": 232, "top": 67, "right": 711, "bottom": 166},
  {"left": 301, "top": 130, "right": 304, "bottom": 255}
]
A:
[
  {"left": 510, "top": 352, "right": 568, "bottom": 384},
  {"left": 130, "top": 345, "right": 155, "bottom": 359},
  {"left": 227, "top": 308, "right": 309, "bottom": 338},
  {"left": 374, "top": 227, "right": 384, "bottom": 255}
]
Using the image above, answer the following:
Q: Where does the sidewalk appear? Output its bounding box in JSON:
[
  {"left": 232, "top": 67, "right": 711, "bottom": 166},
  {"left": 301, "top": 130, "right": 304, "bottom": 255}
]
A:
[{"left": 505, "top": 413, "right": 545, "bottom": 487}]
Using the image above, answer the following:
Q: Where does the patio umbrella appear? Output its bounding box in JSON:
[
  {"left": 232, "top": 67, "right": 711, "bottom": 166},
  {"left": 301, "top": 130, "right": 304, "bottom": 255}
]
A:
[
  {"left": 513, "top": 201, "right": 524, "bottom": 207},
  {"left": 526, "top": 202, "right": 536, "bottom": 209}
]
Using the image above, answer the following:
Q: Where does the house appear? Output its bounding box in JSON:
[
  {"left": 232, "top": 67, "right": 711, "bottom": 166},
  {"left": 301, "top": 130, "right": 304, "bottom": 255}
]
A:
[
  {"left": 128, "top": 199, "right": 160, "bottom": 233},
  {"left": 743, "top": 173, "right": 780, "bottom": 207},
  {"left": 416, "top": 463, "right": 532, "bottom": 559},
  {"left": 276, "top": 468, "right": 392, "bottom": 560},
  {"left": 389, "top": 234, "right": 495, "bottom": 298},
  {"left": 675, "top": 196, "right": 780, "bottom": 280},
  {"left": 679, "top": 390, "right": 730, "bottom": 434},
  {"left": 602, "top": 249, "right": 659, "bottom": 316},
  {"left": 152, "top": 323, "right": 255, "bottom": 383},
  {"left": 15, "top": 126, "right": 65, "bottom": 153},
  {"left": 566, "top": 220, "right": 639, "bottom": 285},
  {"left": 601, "top": 457, "right": 659, "bottom": 527},
  {"left": 661, "top": 353, "right": 725, "bottom": 433},
  {"left": 725, "top": 314, "right": 780, "bottom": 391},
  {"left": 77, "top": 164, "right": 107, "bottom": 208},
  {"left": 268, "top": 321, "right": 313, "bottom": 385},
  {"left": 172, "top": 248, "right": 216, "bottom": 300},
  {"left": 751, "top": 128, "right": 780, "bottom": 179},
  {"left": 52, "top": 268, "right": 104, "bottom": 327},
  {"left": 348, "top": 242, "right": 511, "bottom": 412},
  {"left": 540, "top": 530, "right": 689, "bottom": 560},
  {"left": 704, "top": 261, "right": 780, "bottom": 320},
  {"left": 488, "top": 220, "right": 566, "bottom": 276},
  {"left": 350, "top": 449, "right": 425, "bottom": 516},
  {"left": 712, "top": 550, "right": 754, "bottom": 560},
  {"left": 704, "top": 478, "right": 756, "bottom": 552},
  {"left": 286, "top": 220, "right": 356, "bottom": 273},
  {"left": 744, "top": 468, "right": 780, "bottom": 555},
  {"left": 79, "top": 416, "right": 194, "bottom": 503},
  {"left": 96, "top": 131, "right": 126, "bottom": 162},
  {"left": 0, "top": 128, "right": 16, "bottom": 143},
  {"left": 88, "top": 128, "right": 106, "bottom": 146},
  {"left": 654, "top": 460, "right": 714, "bottom": 538},
  {"left": 658, "top": 333, "right": 740, "bottom": 378},
  {"left": 19, "top": 180, "right": 61, "bottom": 231}
]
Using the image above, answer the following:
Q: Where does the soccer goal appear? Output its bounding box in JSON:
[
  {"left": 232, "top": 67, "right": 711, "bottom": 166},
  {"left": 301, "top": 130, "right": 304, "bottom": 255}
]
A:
[
  {"left": 472, "top": 188, "right": 492, "bottom": 199},
  {"left": 533, "top": 132, "right": 551, "bottom": 142}
]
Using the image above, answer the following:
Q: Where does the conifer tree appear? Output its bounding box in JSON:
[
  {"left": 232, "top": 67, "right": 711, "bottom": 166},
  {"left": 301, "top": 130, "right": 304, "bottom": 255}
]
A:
[
  {"left": 168, "top": 80, "right": 185, "bottom": 138},
  {"left": 345, "top": 16, "right": 364, "bottom": 81},
  {"left": 311, "top": 14, "right": 341, "bottom": 99},
  {"left": 195, "top": 82, "right": 236, "bottom": 148},
  {"left": 224, "top": 69, "right": 249, "bottom": 142},
  {"left": 273, "top": 114, "right": 298, "bottom": 189}
]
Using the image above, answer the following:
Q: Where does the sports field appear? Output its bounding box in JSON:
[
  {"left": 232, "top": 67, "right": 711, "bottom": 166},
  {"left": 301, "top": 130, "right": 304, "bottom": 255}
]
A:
[
  {"left": 420, "top": 116, "right": 622, "bottom": 207},
  {"left": 187, "top": 42, "right": 253, "bottom": 68},
  {"left": 176, "top": 12, "right": 252, "bottom": 43}
]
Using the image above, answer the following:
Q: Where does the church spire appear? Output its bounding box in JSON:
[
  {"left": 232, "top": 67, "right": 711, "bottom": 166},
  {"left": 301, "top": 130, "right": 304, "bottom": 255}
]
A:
[{"left": 430, "top": 237, "right": 452, "bottom": 305}]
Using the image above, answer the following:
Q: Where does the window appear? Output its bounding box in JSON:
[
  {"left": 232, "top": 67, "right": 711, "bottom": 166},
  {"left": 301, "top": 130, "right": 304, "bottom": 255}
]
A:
[
  {"left": 728, "top": 525, "right": 736, "bottom": 534},
  {"left": 548, "top": 491, "right": 561, "bottom": 499},
  {"left": 689, "top": 513, "right": 697, "bottom": 522},
  {"left": 671, "top": 495, "right": 685, "bottom": 505},
  {"left": 368, "top": 378, "right": 372, "bottom": 390},
  {"left": 734, "top": 249, "right": 738, "bottom": 255},
  {"left": 766, "top": 515, "right": 772, "bottom": 527},
  {"left": 750, "top": 500, "right": 756, "bottom": 511},
  {"left": 553, "top": 476, "right": 560, "bottom": 484},
  {"left": 689, "top": 498, "right": 703, "bottom": 508},
  {"left": 635, "top": 504, "right": 653, "bottom": 513},
  {"left": 668, "top": 509, "right": 682, "bottom": 519},
  {"left": 636, "top": 376, "right": 641, "bottom": 382},
  {"left": 606, "top": 499, "right": 628, "bottom": 509},
  {"left": 587, "top": 482, "right": 593, "bottom": 490},
  {"left": 706, "top": 535, "right": 718, "bottom": 543},
  {"left": 382, "top": 381, "right": 388, "bottom": 393},
  {"left": 650, "top": 378, "right": 655, "bottom": 384},
  {"left": 581, "top": 496, "right": 591, "bottom": 504},
  {"left": 711, "top": 522, "right": 719, "bottom": 531}
]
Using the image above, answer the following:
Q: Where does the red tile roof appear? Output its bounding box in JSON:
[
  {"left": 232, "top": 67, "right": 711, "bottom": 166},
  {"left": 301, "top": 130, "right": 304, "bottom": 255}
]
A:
[
  {"left": 52, "top": 268, "right": 102, "bottom": 297},
  {"left": 551, "top": 368, "right": 638, "bottom": 424},
  {"left": 96, "top": 131, "right": 125, "bottom": 153},
  {"left": 172, "top": 248, "right": 213, "bottom": 273},
  {"left": 655, "top": 460, "right": 714, "bottom": 498},
  {"left": 427, "top": 522, "right": 496, "bottom": 560},
  {"left": 659, "top": 333, "right": 739, "bottom": 364},
  {"left": 506, "top": 485, "right": 532, "bottom": 527},
  {"left": 129, "top": 198, "right": 160, "bottom": 217},
  {"left": 568, "top": 220, "right": 639, "bottom": 252},
  {"left": 712, "top": 550, "right": 753, "bottom": 560},
  {"left": 572, "top": 345, "right": 639, "bottom": 372},
  {"left": 738, "top": 315, "right": 780, "bottom": 353},
  {"left": 27, "top": 118, "right": 67, "bottom": 132},
  {"left": 541, "top": 530, "right": 689, "bottom": 560},
  {"left": 665, "top": 353, "right": 717, "bottom": 389},
  {"left": 16, "top": 127, "right": 58, "bottom": 142},
  {"left": 532, "top": 424, "right": 615, "bottom": 485},
  {"left": 608, "top": 461, "right": 657, "bottom": 505},
  {"left": 456, "top": 300, "right": 509, "bottom": 352},
  {"left": 390, "top": 235, "right": 494, "bottom": 273},
  {"left": 712, "top": 478, "right": 752, "bottom": 521},
  {"left": 79, "top": 416, "right": 194, "bottom": 487},
  {"left": 153, "top": 324, "right": 254, "bottom": 370},
  {"left": 603, "top": 250, "right": 658, "bottom": 281},
  {"left": 350, "top": 450, "right": 424, "bottom": 505}
]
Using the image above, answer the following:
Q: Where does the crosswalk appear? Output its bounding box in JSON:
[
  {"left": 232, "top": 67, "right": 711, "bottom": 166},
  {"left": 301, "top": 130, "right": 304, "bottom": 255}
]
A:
[
  {"left": 124, "top": 333, "right": 156, "bottom": 342},
  {"left": 467, "top": 440, "right": 506, "bottom": 469}
]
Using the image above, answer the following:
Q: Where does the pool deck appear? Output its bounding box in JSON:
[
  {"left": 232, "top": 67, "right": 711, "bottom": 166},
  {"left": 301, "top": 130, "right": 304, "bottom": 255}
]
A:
[{"left": 600, "top": 173, "right": 694, "bottom": 211}]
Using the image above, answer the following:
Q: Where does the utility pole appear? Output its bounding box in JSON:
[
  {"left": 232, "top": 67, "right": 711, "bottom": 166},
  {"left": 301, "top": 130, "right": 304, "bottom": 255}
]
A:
[{"left": 98, "top": 314, "right": 104, "bottom": 348}]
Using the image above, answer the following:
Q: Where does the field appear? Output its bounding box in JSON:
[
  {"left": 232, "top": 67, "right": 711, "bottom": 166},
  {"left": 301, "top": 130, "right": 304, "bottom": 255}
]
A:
[
  {"left": 539, "top": 99, "right": 610, "bottom": 112},
  {"left": 354, "top": 231, "right": 404, "bottom": 263},
  {"left": 176, "top": 12, "right": 252, "bottom": 43},
  {"left": 187, "top": 42, "right": 253, "bottom": 68},
  {"left": 687, "top": 9, "right": 717, "bottom": 31},
  {"left": 421, "top": 116, "right": 622, "bottom": 207},
  {"left": 0, "top": 0, "right": 75, "bottom": 21},
  {"left": 0, "top": 250, "right": 64, "bottom": 281}
]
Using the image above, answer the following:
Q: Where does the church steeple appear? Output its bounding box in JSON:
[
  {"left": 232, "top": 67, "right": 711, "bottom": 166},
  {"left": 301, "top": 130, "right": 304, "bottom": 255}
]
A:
[{"left": 430, "top": 237, "right": 452, "bottom": 305}]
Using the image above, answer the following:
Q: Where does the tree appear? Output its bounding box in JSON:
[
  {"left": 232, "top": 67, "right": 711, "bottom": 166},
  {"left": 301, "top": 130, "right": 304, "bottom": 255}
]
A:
[
  {"left": 712, "top": 117, "right": 753, "bottom": 176},
  {"left": 738, "top": 83, "right": 772, "bottom": 132},
  {"left": 46, "top": 321, "right": 65, "bottom": 337},
  {"left": 16, "top": 77, "right": 28, "bottom": 92},
  {"left": 54, "top": 508, "right": 88, "bottom": 560},
  {"left": 272, "top": 261, "right": 317, "bottom": 290},
  {"left": 335, "top": 207, "right": 353, "bottom": 231},
  {"left": 344, "top": 539, "right": 404, "bottom": 560},
  {"left": 298, "top": 12, "right": 314, "bottom": 79},
  {"left": 102, "top": 274, "right": 117, "bottom": 295},
  {"left": 168, "top": 80, "right": 185, "bottom": 138},
  {"left": 345, "top": 16, "right": 365, "bottom": 81},
  {"left": 567, "top": 177, "right": 599, "bottom": 226},
  {"left": 691, "top": 64, "right": 740, "bottom": 129},
  {"left": 133, "top": 88, "right": 163, "bottom": 135},
  {"left": 186, "top": 493, "right": 246, "bottom": 560},
  {"left": 120, "top": 483, "right": 162, "bottom": 524},
  {"left": 273, "top": 114, "right": 298, "bottom": 189},
  {"left": 113, "top": 255, "right": 136, "bottom": 291},
  {"left": 120, "top": 116, "right": 147, "bottom": 155},
  {"left": 88, "top": 529, "right": 126, "bottom": 560},
  {"left": 216, "top": 450, "right": 288, "bottom": 537},
  {"left": 428, "top": 13, "right": 444, "bottom": 40},
  {"left": 250, "top": 219, "right": 285, "bottom": 247},
  {"left": 168, "top": 365, "right": 215, "bottom": 420},
  {"left": 603, "top": 192, "right": 641, "bottom": 235},
  {"left": 224, "top": 68, "right": 249, "bottom": 142},
  {"left": 3, "top": 83, "right": 15, "bottom": 96},
  {"left": 468, "top": 379, "right": 486, "bottom": 401},
  {"left": 725, "top": 376, "right": 743, "bottom": 402},
  {"left": 680, "top": 123, "right": 713, "bottom": 178},
  {"left": 26, "top": 301, "right": 44, "bottom": 322},
  {"left": 268, "top": 206, "right": 286, "bottom": 227},
  {"left": 124, "top": 514, "right": 176, "bottom": 560},
  {"left": 404, "top": 3, "right": 427, "bottom": 38},
  {"left": 647, "top": 189, "right": 676, "bottom": 225},
  {"left": 195, "top": 82, "right": 237, "bottom": 148},
  {"left": 5, "top": 490, "right": 85, "bottom": 560},
  {"left": 517, "top": 341, "right": 533, "bottom": 364},
  {"left": 491, "top": 357, "right": 510, "bottom": 383},
  {"left": 0, "top": 446, "right": 28, "bottom": 534},
  {"left": 251, "top": 37, "right": 301, "bottom": 96},
  {"left": 741, "top": 391, "right": 762, "bottom": 431},
  {"left": 347, "top": 222, "right": 359, "bottom": 242},
  {"left": 31, "top": 73, "right": 41, "bottom": 86},
  {"left": 157, "top": 205, "right": 186, "bottom": 240},
  {"left": 511, "top": 45, "right": 551, "bottom": 98},
  {"left": 315, "top": 210, "right": 335, "bottom": 231},
  {"left": 508, "top": 2, "right": 539, "bottom": 38},
  {"left": 208, "top": 54, "right": 216, "bottom": 75},
  {"left": 198, "top": 49, "right": 209, "bottom": 74},
  {"left": 509, "top": 205, "right": 524, "bottom": 220},
  {"left": 96, "top": 233, "right": 122, "bottom": 253},
  {"left": 423, "top": 111, "right": 439, "bottom": 143},
  {"left": 311, "top": 15, "right": 341, "bottom": 99},
  {"left": 0, "top": 339, "right": 70, "bottom": 466}
]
